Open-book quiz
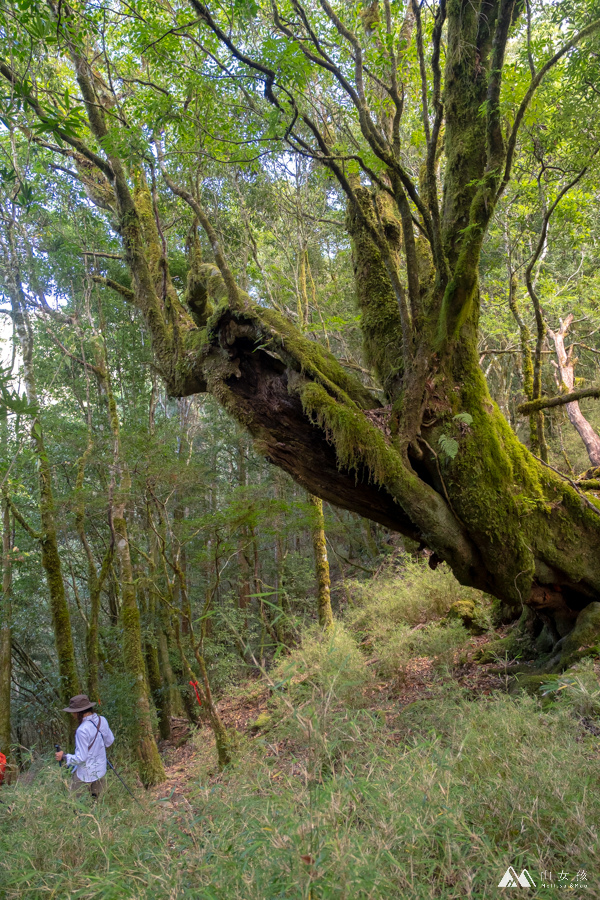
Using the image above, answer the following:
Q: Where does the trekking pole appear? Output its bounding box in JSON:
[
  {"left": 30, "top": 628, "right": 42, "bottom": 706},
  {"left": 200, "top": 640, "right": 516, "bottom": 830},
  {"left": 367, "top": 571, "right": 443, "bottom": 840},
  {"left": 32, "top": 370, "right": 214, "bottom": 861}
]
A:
[
  {"left": 55, "top": 743, "right": 64, "bottom": 767},
  {"left": 107, "top": 759, "right": 143, "bottom": 808}
]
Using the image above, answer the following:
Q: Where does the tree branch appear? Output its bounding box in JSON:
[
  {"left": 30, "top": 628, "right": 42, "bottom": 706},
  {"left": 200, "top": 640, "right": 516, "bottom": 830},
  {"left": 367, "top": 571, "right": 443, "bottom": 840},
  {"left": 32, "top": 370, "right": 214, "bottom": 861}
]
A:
[
  {"left": 518, "top": 385, "right": 600, "bottom": 415},
  {"left": 497, "top": 18, "right": 600, "bottom": 201},
  {"left": 92, "top": 275, "right": 135, "bottom": 303},
  {"left": 3, "top": 494, "right": 43, "bottom": 541},
  {"left": 0, "top": 60, "right": 114, "bottom": 180}
]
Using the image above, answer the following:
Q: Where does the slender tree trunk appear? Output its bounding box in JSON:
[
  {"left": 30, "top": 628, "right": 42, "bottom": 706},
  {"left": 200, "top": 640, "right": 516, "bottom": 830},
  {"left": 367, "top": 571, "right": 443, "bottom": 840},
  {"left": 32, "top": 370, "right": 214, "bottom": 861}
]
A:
[
  {"left": 143, "top": 576, "right": 171, "bottom": 741},
  {"left": 237, "top": 433, "right": 251, "bottom": 618},
  {"left": 96, "top": 311, "right": 164, "bottom": 786},
  {"left": 308, "top": 495, "right": 333, "bottom": 629},
  {"left": 508, "top": 272, "right": 542, "bottom": 455},
  {"left": 107, "top": 567, "right": 120, "bottom": 626},
  {"left": 173, "top": 488, "right": 191, "bottom": 637},
  {"left": 114, "top": 511, "right": 164, "bottom": 784},
  {"left": 75, "top": 433, "right": 112, "bottom": 702},
  {"left": 7, "top": 244, "right": 79, "bottom": 706},
  {"left": 157, "top": 626, "right": 182, "bottom": 718},
  {"left": 548, "top": 315, "right": 600, "bottom": 467},
  {"left": 0, "top": 499, "right": 12, "bottom": 762}
]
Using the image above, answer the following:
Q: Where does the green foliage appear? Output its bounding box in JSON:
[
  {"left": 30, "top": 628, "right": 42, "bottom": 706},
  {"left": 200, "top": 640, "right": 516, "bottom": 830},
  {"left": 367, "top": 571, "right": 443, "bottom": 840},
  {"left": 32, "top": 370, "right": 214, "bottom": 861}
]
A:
[
  {"left": 438, "top": 432, "right": 459, "bottom": 461},
  {"left": 438, "top": 414, "right": 473, "bottom": 461},
  {"left": 3, "top": 680, "right": 600, "bottom": 898},
  {"left": 347, "top": 559, "right": 486, "bottom": 633},
  {"left": 272, "top": 623, "right": 371, "bottom": 707}
]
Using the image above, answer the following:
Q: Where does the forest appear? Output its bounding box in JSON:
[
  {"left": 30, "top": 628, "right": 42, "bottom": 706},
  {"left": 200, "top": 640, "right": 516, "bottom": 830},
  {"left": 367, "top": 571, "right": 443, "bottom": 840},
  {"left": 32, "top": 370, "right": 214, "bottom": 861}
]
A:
[{"left": 0, "top": 0, "right": 600, "bottom": 896}]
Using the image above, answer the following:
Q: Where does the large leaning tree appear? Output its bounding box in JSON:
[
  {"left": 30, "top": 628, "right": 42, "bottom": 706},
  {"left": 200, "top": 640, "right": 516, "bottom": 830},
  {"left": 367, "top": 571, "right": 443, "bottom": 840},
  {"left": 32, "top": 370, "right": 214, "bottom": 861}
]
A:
[{"left": 2, "top": 0, "right": 600, "bottom": 668}]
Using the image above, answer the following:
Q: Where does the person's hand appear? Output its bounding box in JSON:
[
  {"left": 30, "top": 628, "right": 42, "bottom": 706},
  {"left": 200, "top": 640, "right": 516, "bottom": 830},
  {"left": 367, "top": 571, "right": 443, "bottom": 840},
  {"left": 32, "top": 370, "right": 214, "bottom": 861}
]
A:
[{"left": 55, "top": 750, "right": 64, "bottom": 762}]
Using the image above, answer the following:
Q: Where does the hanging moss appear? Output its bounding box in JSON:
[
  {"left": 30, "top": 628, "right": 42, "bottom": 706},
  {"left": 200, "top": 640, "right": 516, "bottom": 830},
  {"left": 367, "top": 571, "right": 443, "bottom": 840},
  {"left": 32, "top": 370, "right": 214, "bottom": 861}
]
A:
[{"left": 204, "top": 304, "right": 379, "bottom": 411}]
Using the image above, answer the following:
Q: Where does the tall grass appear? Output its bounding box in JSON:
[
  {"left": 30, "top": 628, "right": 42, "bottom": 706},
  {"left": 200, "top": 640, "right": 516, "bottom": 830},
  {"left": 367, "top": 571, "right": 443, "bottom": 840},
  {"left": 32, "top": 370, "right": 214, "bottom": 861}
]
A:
[
  {"left": 347, "top": 558, "right": 488, "bottom": 635},
  {"left": 2, "top": 683, "right": 599, "bottom": 899},
  {"left": 346, "top": 559, "right": 484, "bottom": 680},
  {"left": 2, "top": 563, "right": 597, "bottom": 898}
]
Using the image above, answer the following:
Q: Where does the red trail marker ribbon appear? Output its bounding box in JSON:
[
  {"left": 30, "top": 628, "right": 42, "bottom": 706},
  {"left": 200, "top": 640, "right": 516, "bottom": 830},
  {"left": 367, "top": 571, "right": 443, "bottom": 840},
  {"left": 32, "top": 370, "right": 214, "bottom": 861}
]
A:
[{"left": 189, "top": 681, "right": 203, "bottom": 707}]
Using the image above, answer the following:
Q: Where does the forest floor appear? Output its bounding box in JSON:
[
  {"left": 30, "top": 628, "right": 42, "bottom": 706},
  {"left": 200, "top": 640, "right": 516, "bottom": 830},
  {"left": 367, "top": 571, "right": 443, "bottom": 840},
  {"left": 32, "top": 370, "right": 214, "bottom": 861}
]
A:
[
  {"left": 2, "top": 580, "right": 600, "bottom": 899},
  {"left": 152, "top": 632, "right": 507, "bottom": 813}
]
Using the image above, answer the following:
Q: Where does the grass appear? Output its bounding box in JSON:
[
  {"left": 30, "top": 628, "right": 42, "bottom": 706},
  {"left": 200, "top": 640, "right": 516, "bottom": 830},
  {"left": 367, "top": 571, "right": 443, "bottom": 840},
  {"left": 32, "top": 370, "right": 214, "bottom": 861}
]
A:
[
  {"left": 346, "top": 558, "right": 489, "bottom": 633},
  {"left": 2, "top": 563, "right": 599, "bottom": 898}
]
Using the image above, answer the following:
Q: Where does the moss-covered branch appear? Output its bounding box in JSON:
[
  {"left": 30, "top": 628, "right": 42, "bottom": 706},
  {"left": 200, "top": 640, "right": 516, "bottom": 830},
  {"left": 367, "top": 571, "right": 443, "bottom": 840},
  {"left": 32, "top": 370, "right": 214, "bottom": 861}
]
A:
[
  {"left": 92, "top": 276, "right": 135, "bottom": 304},
  {"left": 518, "top": 385, "right": 600, "bottom": 415}
]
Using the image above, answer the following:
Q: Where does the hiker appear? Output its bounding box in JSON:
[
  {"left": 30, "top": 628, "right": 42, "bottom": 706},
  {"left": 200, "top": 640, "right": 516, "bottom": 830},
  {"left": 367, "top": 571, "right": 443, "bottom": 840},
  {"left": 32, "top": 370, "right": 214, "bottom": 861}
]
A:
[{"left": 55, "top": 694, "right": 114, "bottom": 799}]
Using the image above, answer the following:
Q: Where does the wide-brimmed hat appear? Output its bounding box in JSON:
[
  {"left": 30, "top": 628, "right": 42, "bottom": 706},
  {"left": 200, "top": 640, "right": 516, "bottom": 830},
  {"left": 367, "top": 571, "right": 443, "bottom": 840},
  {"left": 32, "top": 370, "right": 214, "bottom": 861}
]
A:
[{"left": 62, "top": 694, "right": 96, "bottom": 713}]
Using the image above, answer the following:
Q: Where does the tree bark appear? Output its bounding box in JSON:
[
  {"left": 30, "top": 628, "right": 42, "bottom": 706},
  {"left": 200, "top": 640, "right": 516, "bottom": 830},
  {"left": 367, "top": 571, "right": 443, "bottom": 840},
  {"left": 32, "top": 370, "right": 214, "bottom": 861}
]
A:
[
  {"left": 548, "top": 315, "right": 600, "bottom": 467},
  {"left": 6, "top": 235, "right": 80, "bottom": 707},
  {"left": 74, "top": 433, "right": 112, "bottom": 702},
  {"left": 0, "top": 499, "right": 12, "bottom": 761},
  {"left": 308, "top": 495, "right": 333, "bottom": 630},
  {"left": 96, "top": 314, "right": 164, "bottom": 786},
  {"left": 114, "top": 513, "right": 165, "bottom": 785},
  {"left": 141, "top": 577, "right": 170, "bottom": 742}
]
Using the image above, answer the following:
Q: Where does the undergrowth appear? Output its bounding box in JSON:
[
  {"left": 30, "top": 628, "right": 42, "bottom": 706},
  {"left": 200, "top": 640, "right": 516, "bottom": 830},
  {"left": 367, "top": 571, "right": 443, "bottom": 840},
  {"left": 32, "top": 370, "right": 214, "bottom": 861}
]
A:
[
  {"left": 1, "top": 562, "right": 598, "bottom": 899},
  {"left": 347, "top": 558, "right": 490, "bottom": 633}
]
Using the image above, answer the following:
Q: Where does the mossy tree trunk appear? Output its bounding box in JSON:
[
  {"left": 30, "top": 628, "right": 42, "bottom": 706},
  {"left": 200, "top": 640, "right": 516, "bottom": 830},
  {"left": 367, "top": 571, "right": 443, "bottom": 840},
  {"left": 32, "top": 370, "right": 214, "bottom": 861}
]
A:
[
  {"left": 74, "top": 432, "right": 113, "bottom": 703},
  {"left": 31, "top": 1, "right": 600, "bottom": 671},
  {"left": 0, "top": 499, "right": 12, "bottom": 761},
  {"left": 308, "top": 495, "right": 333, "bottom": 630},
  {"left": 5, "top": 228, "right": 80, "bottom": 707},
  {"left": 94, "top": 313, "right": 164, "bottom": 786},
  {"left": 142, "top": 570, "right": 171, "bottom": 742},
  {"left": 114, "top": 511, "right": 165, "bottom": 785}
]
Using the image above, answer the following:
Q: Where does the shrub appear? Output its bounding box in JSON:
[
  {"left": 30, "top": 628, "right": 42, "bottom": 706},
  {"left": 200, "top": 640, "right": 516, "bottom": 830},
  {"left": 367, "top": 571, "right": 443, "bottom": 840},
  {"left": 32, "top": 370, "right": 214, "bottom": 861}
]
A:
[{"left": 346, "top": 558, "right": 487, "bottom": 641}]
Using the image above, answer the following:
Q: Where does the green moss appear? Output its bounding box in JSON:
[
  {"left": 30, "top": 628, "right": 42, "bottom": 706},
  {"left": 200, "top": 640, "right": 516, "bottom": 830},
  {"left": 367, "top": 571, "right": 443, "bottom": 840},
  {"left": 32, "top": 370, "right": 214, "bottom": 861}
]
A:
[
  {"left": 257, "top": 307, "right": 376, "bottom": 409},
  {"left": 250, "top": 712, "right": 272, "bottom": 731},
  {"left": 446, "top": 599, "right": 487, "bottom": 634},
  {"left": 309, "top": 494, "right": 334, "bottom": 629},
  {"left": 132, "top": 171, "right": 162, "bottom": 278},
  {"left": 346, "top": 188, "right": 405, "bottom": 398},
  {"left": 203, "top": 304, "right": 378, "bottom": 412},
  {"left": 475, "top": 631, "right": 534, "bottom": 665},
  {"left": 560, "top": 603, "right": 600, "bottom": 669},
  {"left": 299, "top": 381, "right": 397, "bottom": 485},
  {"left": 507, "top": 674, "right": 552, "bottom": 697}
]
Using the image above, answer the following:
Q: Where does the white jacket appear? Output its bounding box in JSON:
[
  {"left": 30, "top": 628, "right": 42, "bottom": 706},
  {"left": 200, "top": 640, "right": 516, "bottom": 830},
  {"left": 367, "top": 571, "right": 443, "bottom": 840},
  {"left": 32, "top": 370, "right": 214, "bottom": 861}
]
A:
[{"left": 66, "top": 713, "right": 114, "bottom": 782}]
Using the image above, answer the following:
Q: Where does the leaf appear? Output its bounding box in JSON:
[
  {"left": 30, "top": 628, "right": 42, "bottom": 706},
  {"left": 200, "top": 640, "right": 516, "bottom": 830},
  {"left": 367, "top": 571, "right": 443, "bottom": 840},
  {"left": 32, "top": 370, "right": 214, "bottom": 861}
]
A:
[
  {"left": 438, "top": 434, "right": 459, "bottom": 460},
  {"left": 453, "top": 412, "right": 473, "bottom": 426},
  {"left": 539, "top": 677, "right": 577, "bottom": 696}
]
